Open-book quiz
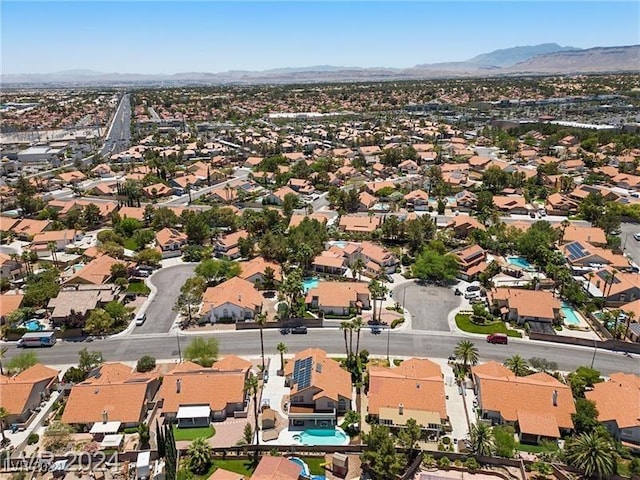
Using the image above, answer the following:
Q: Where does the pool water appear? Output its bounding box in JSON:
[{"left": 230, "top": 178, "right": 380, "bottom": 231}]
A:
[
  {"left": 561, "top": 302, "right": 581, "bottom": 326},
  {"left": 293, "top": 428, "right": 349, "bottom": 446},
  {"left": 506, "top": 256, "right": 533, "bottom": 270},
  {"left": 302, "top": 278, "right": 320, "bottom": 293},
  {"left": 23, "top": 320, "right": 44, "bottom": 331},
  {"left": 332, "top": 241, "right": 347, "bottom": 249}
]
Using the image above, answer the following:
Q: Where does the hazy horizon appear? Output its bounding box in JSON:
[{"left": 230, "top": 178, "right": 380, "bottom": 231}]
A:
[{"left": 2, "top": 1, "right": 639, "bottom": 75}]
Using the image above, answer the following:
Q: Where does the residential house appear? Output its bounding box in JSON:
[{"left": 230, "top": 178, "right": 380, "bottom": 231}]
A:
[
  {"left": 398, "top": 159, "right": 419, "bottom": 175},
  {"left": 404, "top": 190, "right": 430, "bottom": 211},
  {"left": 11, "top": 219, "right": 51, "bottom": 240},
  {"left": 493, "top": 196, "right": 529, "bottom": 215},
  {"left": 338, "top": 214, "right": 381, "bottom": 234},
  {"left": 265, "top": 186, "right": 297, "bottom": 206},
  {"left": 0, "top": 364, "right": 59, "bottom": 425},
  {"left": 284, "top": 348, "right": 352, "bottom": 429},
  {"left": 569, "top": 185, "right": 619, "bottom": 202},
  {"left": 583, "top": 268, "right": 640, "bottom": 306},
  {"left": 170, "top": 174, "right": 201, "bottom": 195},
  {"left": 155, "top": 228, "right": 188, "bottom": 258},
  {"left": 215, "top": 230, "right": 249, "bottom": 260},
  {"left": 585, "top": 373, "right": 640, "bottom": 446},
  {"left": 305, "top": 281, "right": 370, "bottom": 316},
  {"left": 312, "top": 250, "right": 347, "bottom": 276},
  {"left": 454, "top": 190, "right": 478, "bottom": 212},
  {"left": 562, "top": 242, "right": 630, "bottom": 270},
  {"left": 455, "top": 245, "right": 487, "bottom": 281},
  {"left": 200, "top": 276, "right": 263, "bottom": 323},
  {"left": 358, "top": 192, "right": 377, "bottom": 212},
  {"left": 367, "top": 358, "right": 448, "bottom": 440},
  {"left": 239, "top": 256, "right": 282, "bottom": 287},
  {"left": 343, "top": 241, "right": 399, "bottom": 276},
  {"left": 142, "top": 183, "right": 174, "bottom": 199},
  {"left": 472, "top": 361, "right": 575, "bottom": 444},
  {"left": 365, "top": 181, "right": 395, "bottom": 195},
  {"left": 209, "top": 185, "right": 238, "bottom": 204},
  {"left": 158, "top": 361, "right": 247, "bottom": 425},
  {"left": 250, "top": 456, "right": 302, "bottom": 480},
  {"left": 0, "top": 216, "right": 20, "bottom": 236},
  {"left": 62, "top": 363, "right": 160, "bottom": 429},
  {"left": 288, "top": 213, "right": 328, "bottom": 230},
  {"left": 558, "top": 226, "right": 607, "bottom": 247},
  {"left": 118, "top": 206, "right": 146, "bottom": 222},
  {"left": 64, "top": 255, "right": 127, "bottom": 285},
  {"left": 48, "top": 199, "right": 118, "bottom": 223},
  {"left": 446, "top": 215, "right": 486, "bottom": 239},
  {"left": 47, "top": 285, "right": 116, "bottom": 326},
  {"left": 30, "top": 229, "right": 82, "bottom": 257},
  {"left": 546, "top": 193, "right": 579, "bottom": 216},
  {"left": 0, "top": 253, "right": 20, "bottom": 279},
  {"left": 287, "top": 178, "right": 314, "bottom": 195},
  {"left": 488, "top": 287, "right": 561, "bottom": 325},
  {"left": 57, "top": 170, "right": 87, "bottom": 185}
]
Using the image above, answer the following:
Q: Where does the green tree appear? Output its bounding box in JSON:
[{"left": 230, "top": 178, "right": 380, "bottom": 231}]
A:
[
  {"left": 135, "top": 248, "right": 162, "bottom": 266},
  {"left": 0, "top": 407, "right": 8, "bottom": 445},
  {"left": 83, "top": 203, "right": 102, "bottom": 228},
  {"left": 175, "top": 276, "right": 206, "bottom": 326},
  {"left": 565, "top": 432, "right": 617, "bottom": 480},
  {"left": 468, "top": 422, "right": 495, "bottom": 457},
  {"left": 187, "top": 437, "right": 212, "bottom": 474},
  {"left": 454, "top": 340, "right": 479, "bottom": 371},
  {"left": 136, "top": 355, "right": 157, "bottom": 373},
  {"left": 6, "top": 351, "right": 38, "bottom": 374},
  {"left": 568, "top": 366, "right": 603, "bottom": 398},
  {"left": 244, "top": 373, "right": 260, "bottom": 446},
  {"left": 116, "top": 217, "right": 143, "bottom": 237},
  {"left": 262, "top": 266, "right": 276, "bottom": 291},
  {"left": 104, "top": 301, "right": 130, "bottom": 326},
  {"left": 184, "top": 337, "right": 219, "bottom": 367},
  {"left": 572, "top": 398, "right": 600, "bottom": 435},
  {"left": 78, "top": 348, "right": 103, "bottom": 373},
  {"left": 493, "top": 425, "right": 516, "bottom": 458},
  {"left": 276, "top": 342, "right": 287, "bottom": 372},
  {"left": 138, "top": 423, "right": 150, "bottom": 449},
  {"left": 85, "top": 309, "right": 114, "bottom": 335},
  {"left": 528, "top": 357, "right": 558, "bottom": 373},
  {"left": 504, "top": 354, "right": 530, "bottom": 377},
  {"left": 360, "top": 425, "right": 406, "bottom": 480},
  {"left": 110, "top": 262, "right": 128, "bottom": 279},
  {"left": 412, "top": 245, "right": 460, "bottom": 283},
  {"left": 282, "top": 193, "right": 299, "bottom": 217},
  {"left": 398, "top": 418, "right": 422, "bottom": 455}
]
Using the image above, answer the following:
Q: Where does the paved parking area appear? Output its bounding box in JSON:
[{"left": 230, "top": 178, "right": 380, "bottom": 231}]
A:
[
  {"left": 621, "top": 222, "right": 640, "bottom": 266},
  {"left": 393, "top": 282, "right": 461, "bottom": 331}
]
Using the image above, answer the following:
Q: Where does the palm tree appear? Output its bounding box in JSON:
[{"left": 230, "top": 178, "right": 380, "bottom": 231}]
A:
[
  {"left": 244, "top": 373, "right": 260, "bottom": 446},
  {"left": 187, "top": 437, "right": 212, "bottom": 474},
  {"left": 0, "top": 346, "right": 7, "bottom": 376},
  {"left": 352, "top": 317, "right": 363, "bottom": 359},
  {"left": 0, "top": 407, "right": 8, "bottom": 446},
  {"left": 453, "top": 340, "right": 479, "bottom": 371},
  {"left": 255, "top": 313, "right": 267, "bottom": 372},
  {"left": 504, "top": 354, "right": 530, "bottom": 377},
  {"left": 48, "top": 241, "right": 58, "bottom": 265},
  {"left": 340, "top": 321, "right": 352, "bottom": 358},
  {"left": 623, "top": 311, "right": 635, "bottom": 340},
  {"left": 351, "top": 257, "right": 366, "bottom": 281},
  {"left": 276, "top": 342, "right": 287, "bottom": 373},
  {"left": 560, "top": 219, "right": 571, "bottom": 243},
  {"left": 565, "top": 432, "right": 617, "bottom": 480},
  {"left": 467, "top": 422, "right": 495, "bottom": 457}
]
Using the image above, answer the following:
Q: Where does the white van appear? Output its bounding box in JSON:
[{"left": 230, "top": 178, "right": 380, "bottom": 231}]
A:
[{"left": 135, "top": 313, "right": 147, "bottom": 326}]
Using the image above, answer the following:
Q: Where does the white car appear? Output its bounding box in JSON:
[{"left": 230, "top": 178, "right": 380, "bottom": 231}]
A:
[{"left": 634, "top": 232, "right": 640, "bottom": 241}]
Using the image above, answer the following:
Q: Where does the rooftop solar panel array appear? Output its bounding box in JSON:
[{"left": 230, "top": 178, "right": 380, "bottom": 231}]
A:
[
  {"left": 293, "top": 357, "right": 313, "bottom": 389},
  {"left": 566, "top": 242, "right": 588, "bottom": 261}
]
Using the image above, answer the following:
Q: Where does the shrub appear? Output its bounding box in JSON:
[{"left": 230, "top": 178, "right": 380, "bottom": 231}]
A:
[
  {"left": 393, "top": 359, "right": 403, "bottom": 367},
  {"left": 391, "top": 317, "right": 405, "bottom": 329},
  {"left": 464, "top": 457, "right": 480, "bottom": 472},
  {"left": 27, "top": 433, "right": 39, "bottom": 445},
  {"left": 438, "top": 456, "right": 451, "bottom": 469},
  {"left": 136, "top": 355, "right": 156, "bottom": 372},
  {"left": 442, "top": 436, "right": 451, "bottom": 445}
]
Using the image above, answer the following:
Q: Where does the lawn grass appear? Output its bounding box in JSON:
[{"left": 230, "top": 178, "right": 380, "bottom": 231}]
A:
[
  {"left": 124, "top": 238, "right": 138, "bottom": 250},
  {"left": 516, "top": 443, "right": 545, "bottom": 453},
  {"left": 455, "top": 314, "right": 522, "bottom": 338},
  {"left": 213, "top": 459, "right": 254, "bottom": 476},
  {"left": 127, "top": 282, "right": 151, "bottom": 295},
  {"left": 172, "top": 426, "right": 215, "bottom": 441},
  {"left": 300, "top": 456, "right": 327, "bottom": 475}
]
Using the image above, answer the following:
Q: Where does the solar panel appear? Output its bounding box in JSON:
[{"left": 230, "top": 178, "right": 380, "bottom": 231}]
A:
[
  {"left": 567, "top": 242, "right": 587, "bottom": 261},
  {"left": 293, "top": 357, "right": 313, "bottom": 390}
]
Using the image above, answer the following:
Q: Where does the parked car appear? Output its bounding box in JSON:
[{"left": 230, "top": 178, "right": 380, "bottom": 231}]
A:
[
  {"left": 279, "top": 327, "right": 290, "bottom": 335},
  {"left": 465, "top": 290, "right": 481, "bottom": 300},
  {"left": 371, "top": 327, "right": 382, "bottom": 335},
  {"left": 291, "top": 325, "right": 308, "bottom": 334},
  {"left": 486, "top": 333, "right": 508, "bottom": 344},
  {"left": 634, "top": 232, "right": 640, "bottom": 241},
  {"left": 454, "top": 288, "right": 463, "bottom": 296},
  {"left": 529, "top": 211, "right": 536, "bottom": 218},
  {"left": 135, "top": 313, "right": 147, "bottom": 326}
]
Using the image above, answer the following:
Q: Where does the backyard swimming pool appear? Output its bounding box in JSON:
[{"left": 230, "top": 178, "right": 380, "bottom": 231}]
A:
[
  {"left": 293, "top": 428, "right": 349, "bottom": 446},
  {"left": 561, "top": 302, "right": 581, "bottom": 326},
  {"left": 22, "top": 320, "right": 44, "bottom": 331},
  {"left": 288, "top": 457, "right": 325, "bottom": 480},
  {"left": 506, "top": 256, "right": 534, "bottom": 270},
  {"left": 302, "top": 277, "right": 320, "bottom": 292}
]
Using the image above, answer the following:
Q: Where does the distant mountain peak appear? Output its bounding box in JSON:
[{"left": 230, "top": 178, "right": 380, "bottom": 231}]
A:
[{"left": 466, "top": 43, "right": 580, "bottom": 67}]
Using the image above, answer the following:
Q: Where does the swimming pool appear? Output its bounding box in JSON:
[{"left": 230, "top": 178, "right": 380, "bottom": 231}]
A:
[
  {"left": 506, "top": 256, "right": 534, "bottom": 270},
  {"left": 22, "top": 320, "right": 44, "bottom": 331},
  {"left": 302, "top": 278, "right": 320, "bottom": 293},
  {"left": 293, "top": 428, "right": 349, "bottom": 446},
  {"left": 332, "top": 241, "right": 347, "bottom": 249},
  {"left": 561, "top": 302, "right": 581, "bottom": 326}
]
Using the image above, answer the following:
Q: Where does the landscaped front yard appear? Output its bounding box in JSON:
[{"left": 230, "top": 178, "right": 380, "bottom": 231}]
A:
[
  {"left": 127, "top": 281, "right": 151, "bottom": 295},
  {"left": 455, "top": 314, "right": 522, "bottom": 338},
  {"left": 172, "top": 426, "right": 215, "bottom": 441}
]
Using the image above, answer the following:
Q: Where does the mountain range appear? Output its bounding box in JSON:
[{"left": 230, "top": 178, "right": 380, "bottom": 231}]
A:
[{"left": 3, "top": 43, "right": 639, "bottom": 86}]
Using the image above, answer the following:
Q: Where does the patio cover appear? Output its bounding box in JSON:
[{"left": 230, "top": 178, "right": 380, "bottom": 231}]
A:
[
  {"left": 90, "top": 421, "right": 121, "bottom": 434},
  {"left": 100, "top": 434, "right": 124, "bottom": 449},
  {"left": 177, "top": 405, "right": 210, "bottom": 420}
]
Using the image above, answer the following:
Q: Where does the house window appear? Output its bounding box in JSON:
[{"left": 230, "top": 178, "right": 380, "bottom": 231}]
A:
[
  {"left": 338, "top": 399, "right": 346, "bottom": 410},
  {"left": 328, "top": 401, "right": 335, "bottom": 408},
  {"left": 223, "top": 308, "right": 228, "bottom": 317},
  {"left": 293, "top": 420, "right": 304, "bottom": 427}
]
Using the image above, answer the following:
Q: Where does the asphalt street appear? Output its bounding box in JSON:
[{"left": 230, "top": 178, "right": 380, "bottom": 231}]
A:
[
  {"left": 3, "top": 329, "right": 637, "bottom": 375},
  {"left": 132, "top": 264, "right": 196, "bottom": 334},
  {"left": 99, "top": 94, "right": 131, "bottom": 157},
  {"left": 393, "top": 282, "right": 461, "bottom": 331},
  {"left": 621, "top": 222, "right": 640, "bottom": 265}
]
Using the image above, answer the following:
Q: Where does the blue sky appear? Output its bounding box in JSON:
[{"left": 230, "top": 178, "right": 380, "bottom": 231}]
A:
[{"left": 2, "top": 1, "right": 639, "bottom": 74}]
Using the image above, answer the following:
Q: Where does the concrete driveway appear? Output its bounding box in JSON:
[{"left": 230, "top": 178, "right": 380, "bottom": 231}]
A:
[
  {"left": 132, "top": 264, "right": 196, "bottom": 335},
  {"left": 393, "top": 281, "right": 461, "bottom": 331}
]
